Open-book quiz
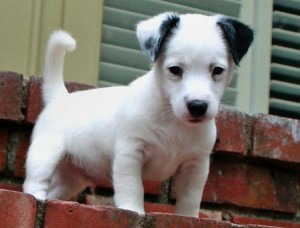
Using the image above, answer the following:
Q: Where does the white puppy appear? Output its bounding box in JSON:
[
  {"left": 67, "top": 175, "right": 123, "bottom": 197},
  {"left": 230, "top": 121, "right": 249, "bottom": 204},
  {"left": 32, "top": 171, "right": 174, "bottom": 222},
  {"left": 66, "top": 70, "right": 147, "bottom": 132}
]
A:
[{"left": 23, "top": 12, "right": 253, "bottom": 217}]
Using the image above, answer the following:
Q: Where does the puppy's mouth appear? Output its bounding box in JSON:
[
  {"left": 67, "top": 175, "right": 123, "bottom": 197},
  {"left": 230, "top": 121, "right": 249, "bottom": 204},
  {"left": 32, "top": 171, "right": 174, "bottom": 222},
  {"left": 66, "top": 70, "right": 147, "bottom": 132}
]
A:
[{"left": 187, "top": 118, "right": 203, "bottom": 123}]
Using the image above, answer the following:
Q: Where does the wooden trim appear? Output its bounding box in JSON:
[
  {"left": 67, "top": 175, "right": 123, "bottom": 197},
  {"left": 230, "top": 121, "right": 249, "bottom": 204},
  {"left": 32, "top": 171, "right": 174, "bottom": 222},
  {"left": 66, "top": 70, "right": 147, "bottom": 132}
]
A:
[{"left": 0, "top": 0, "right": 103, "bottom": 86}]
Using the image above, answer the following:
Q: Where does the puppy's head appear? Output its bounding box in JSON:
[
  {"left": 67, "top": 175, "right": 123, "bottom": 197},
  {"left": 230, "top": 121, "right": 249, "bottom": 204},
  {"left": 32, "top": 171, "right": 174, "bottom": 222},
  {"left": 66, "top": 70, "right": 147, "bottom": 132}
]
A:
[{"left": 137, "top": 12, "right": 253, "bottom": 125}]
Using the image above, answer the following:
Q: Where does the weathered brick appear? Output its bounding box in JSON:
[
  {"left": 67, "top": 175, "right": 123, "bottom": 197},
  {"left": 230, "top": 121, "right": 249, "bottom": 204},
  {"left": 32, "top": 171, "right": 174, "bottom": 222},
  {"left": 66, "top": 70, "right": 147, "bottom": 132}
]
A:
[
  {"left": 247, "top": 225, "right": 280, "bottom": 228},
  {"left": 0, "top": 190, "right": 37, "bottom": 227},
  {"left": 0, "top": 126, "right": 8, "bottom": 172},
  {"left": 143, "top": 180, "right": 162, "bottom": 195},
  {"left": 14, "top": 127, "right": 31, "bottom": 178},
  {"left": 252, "top": 114, "right": 300, "bottom": 164},
  {"left": 202, "top": 161, "right": 299, "bottom": 213},
  {"left": 25, "top": 76, "right": 43, "bottom": 124},
  {"left": 0, "top": 182, "right": 22, "bottom": 192},
  {"left": 146, "top": 213, "right": 231, "bottom": 228},
  {"left": 145, "top": 202, "right": 222, "bottom": 220},
  {"left": 215, "top": 108, "right": 248, "bottom": 155},
  {"left": 0, "top": 72, "right": 24, "bottom": 121},
  {"left": 145, "top": 202, "right": 175, "bottom": 214},
  {"left": 44, "top": 200, "right": 139, "bottom": 227},
  {"left": 231, "top": 214, "right": 300, "bottom": 228},
  {"left": 95, "top": 179, "right": 162, "bottom": 195}
]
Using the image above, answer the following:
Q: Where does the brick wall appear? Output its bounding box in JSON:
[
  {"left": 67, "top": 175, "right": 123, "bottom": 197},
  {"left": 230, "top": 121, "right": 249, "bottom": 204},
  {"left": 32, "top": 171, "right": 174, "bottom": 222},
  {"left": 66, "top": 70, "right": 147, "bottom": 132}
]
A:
[{"left": 0, "top": 71, "right": 299, "bottom": 227}]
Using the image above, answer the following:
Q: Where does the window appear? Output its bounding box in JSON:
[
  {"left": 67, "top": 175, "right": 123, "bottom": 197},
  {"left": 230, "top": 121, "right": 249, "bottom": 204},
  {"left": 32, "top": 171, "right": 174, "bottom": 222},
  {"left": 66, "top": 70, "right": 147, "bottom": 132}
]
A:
[{"left": 269, "top": 0, "right": 300, "bottom": 119}]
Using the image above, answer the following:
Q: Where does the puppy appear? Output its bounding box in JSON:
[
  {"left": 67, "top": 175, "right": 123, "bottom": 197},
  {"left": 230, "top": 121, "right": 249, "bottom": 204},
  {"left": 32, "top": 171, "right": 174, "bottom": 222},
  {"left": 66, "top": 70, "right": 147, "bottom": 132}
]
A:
[{"left": 23, "top": 12, "right": 253, "bottom": 217}]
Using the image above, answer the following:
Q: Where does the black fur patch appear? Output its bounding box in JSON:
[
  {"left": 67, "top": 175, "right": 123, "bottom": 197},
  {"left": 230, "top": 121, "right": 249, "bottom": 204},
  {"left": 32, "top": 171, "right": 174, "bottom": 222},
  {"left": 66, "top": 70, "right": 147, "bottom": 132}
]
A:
[
  {"left": 146, "top": 12, "right": 180, "bottom": 62},
  {"left": 217, "top": 17, "right": 254, "bottom": 65},
  {"left": 144, "top": 36, "right": 157, "bottom": 61},
  {"left": 156, "top": 13, "right": 180, "bottom": 60}
]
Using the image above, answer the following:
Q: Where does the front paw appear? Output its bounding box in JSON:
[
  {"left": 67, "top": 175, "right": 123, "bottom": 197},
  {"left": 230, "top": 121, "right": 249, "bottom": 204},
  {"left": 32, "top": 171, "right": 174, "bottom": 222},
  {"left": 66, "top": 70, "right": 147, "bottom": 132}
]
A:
[{"left": 23, "top": 181, "right": 47, "bottom": 200}]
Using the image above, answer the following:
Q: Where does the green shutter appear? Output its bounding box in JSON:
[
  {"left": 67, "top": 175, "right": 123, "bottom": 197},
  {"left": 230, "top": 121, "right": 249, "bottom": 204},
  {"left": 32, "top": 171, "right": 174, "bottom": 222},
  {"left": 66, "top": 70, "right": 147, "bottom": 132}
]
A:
[
  {"left": 269, "top": 0, "right": 300, "bottom": 119},
  {"left": 99, "top": 0, "right": 242, "bottom": 106}
]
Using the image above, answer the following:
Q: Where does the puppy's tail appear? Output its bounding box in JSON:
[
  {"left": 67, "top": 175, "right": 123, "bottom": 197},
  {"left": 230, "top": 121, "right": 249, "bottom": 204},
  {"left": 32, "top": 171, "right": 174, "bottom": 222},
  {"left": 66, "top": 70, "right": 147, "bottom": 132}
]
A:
[{"left": 43, "top": 30, "right": 76, "bottom": 105}]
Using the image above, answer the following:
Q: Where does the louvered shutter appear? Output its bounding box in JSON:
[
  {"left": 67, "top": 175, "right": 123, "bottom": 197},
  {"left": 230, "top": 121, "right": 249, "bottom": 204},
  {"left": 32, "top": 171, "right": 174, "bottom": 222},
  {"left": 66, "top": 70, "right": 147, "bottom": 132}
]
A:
[
  {"left": 99, "top": 0, "right": 242, "bottom": 107},
  {"left": 269, "top": 0, "right": 300, "bottom": 119}
]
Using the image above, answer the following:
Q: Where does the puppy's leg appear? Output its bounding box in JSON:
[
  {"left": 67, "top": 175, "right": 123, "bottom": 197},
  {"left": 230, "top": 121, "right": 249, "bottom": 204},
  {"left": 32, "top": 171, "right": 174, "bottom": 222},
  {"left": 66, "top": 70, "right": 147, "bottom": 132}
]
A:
[
  {"left": 47, "top": 160, "right": 89, "bottom": 200},
  {"left": 23, "top": 136, "right": 65, "bottom": 200},
  {"left": 173, "top": 155, "right": 210, "bottom": 217},
  {"left": 113, "top": 140, "right": 145, "bottom": 214}
]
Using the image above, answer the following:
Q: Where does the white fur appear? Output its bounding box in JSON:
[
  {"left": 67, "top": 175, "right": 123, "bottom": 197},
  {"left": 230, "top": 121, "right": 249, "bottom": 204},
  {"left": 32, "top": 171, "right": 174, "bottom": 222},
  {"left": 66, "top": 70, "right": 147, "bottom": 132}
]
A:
[{"left": 24, "top": 13, "right": 238, "bottom": 217}]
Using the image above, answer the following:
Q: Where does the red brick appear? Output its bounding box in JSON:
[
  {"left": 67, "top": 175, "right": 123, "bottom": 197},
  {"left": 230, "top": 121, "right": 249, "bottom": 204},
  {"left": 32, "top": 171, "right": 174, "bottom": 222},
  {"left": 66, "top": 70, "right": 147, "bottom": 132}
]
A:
[
  {"left": 95, "top": 179, "right": 162, "bottom": 195},
  {"left": 252, "top": 114, "right": 300, "bottom": 164},
  {"left": 143, "top": 180, "right": 162, "bottom": 195},
  {"left": 146, "top": 213, "right": 231, "bottom": 228},
  {"left": 0, "top": 126, "right": 8, "bottom": 172},
  {"left": 14, "top": 128, "right": 31, "bottom": 178},
  {"left": 45, "top": 200, "right": 139, "bottom": 227},
  {"left": 0, "top": 182, "right": 22, "bottom": 192},
  {"left": 86, "top": 198, "right": 222, "bottom": 221},
  {"left": 232, "top": 214, "right": 300, "bottom": 228},
  {"left": 0, "top": 72, "right": 24, "bottom": 121},
  {"left": 247, "top": 225, "right": 280, "bottom": 228},
  {"left": 215, "top": 108, "right": 248, "bottom": 155},
  {"left": 202, "top": 162, "right": 299, "bottom": 213},
  {"left": 0, "top": 190, "right": 37, "bottom": 227},
  {"left": 145, "top": 202, "right": 222, "bottom": 220},
  {"left": 25, "top": 76, "right": 43, "bottom": 124},
  {"left": 145, "top": 202, "right": 175, "bottom": 214}
]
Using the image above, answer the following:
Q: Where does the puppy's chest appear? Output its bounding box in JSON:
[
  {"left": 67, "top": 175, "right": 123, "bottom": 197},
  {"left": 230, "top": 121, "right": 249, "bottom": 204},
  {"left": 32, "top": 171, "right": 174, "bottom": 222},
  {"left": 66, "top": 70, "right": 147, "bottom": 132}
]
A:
[{"left": 141, "top": 129, "right": 201, "bottom": 181}]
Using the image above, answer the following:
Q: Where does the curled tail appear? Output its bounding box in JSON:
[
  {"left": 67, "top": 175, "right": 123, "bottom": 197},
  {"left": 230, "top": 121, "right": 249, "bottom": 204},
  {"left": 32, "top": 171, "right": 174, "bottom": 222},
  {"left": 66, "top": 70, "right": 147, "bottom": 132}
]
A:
[{"left": 43, "top": 30, "right": 76, "bottom": 105}]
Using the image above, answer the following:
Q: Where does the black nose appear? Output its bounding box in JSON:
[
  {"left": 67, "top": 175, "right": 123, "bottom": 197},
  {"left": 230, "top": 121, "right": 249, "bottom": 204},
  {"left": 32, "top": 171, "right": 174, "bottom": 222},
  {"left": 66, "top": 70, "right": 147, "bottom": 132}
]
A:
[{"left": 186, "top": 100, "right": 208, "bottom": 118}]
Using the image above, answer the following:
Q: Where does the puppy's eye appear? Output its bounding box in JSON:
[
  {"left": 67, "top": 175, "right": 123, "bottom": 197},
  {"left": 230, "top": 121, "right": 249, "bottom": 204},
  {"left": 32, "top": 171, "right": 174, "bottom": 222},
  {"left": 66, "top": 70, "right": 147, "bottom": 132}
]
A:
[
  {"left": 169, "top": 66, "right": 183, "bottom": 77},
  {"left": 212, "top": 66, "right": 224, "bottom": 75}
]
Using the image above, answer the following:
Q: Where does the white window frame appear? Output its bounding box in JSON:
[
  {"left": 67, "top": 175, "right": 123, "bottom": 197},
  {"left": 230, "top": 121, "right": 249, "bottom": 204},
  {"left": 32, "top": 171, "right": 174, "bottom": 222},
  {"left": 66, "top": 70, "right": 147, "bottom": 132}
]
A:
[{"left": 237, "top": 0, "right": 273, "bottom": 114}]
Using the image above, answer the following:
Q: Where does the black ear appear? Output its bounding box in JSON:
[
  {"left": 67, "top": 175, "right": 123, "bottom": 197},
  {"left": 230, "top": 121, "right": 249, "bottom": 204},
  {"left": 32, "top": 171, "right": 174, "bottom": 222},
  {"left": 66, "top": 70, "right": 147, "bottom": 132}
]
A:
[
  {"left": 217, "top": 17, "right": 254, "bottom": 65},
  {"left": 155, "top": 13, "right": 180, "bottom": 61},
  {"left": 136, "top": 12, "right": 180, "bottom": 62}
]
